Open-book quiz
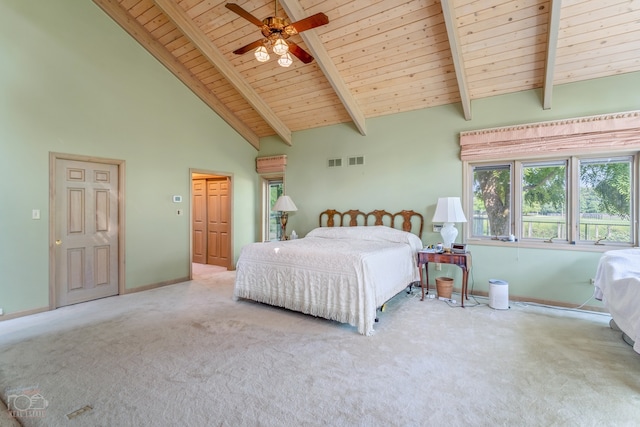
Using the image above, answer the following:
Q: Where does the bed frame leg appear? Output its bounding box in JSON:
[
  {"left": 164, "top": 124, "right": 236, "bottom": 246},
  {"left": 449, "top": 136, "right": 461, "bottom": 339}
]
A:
[{"left": 375, "top": 302, "right": 389, "bottom": 323}]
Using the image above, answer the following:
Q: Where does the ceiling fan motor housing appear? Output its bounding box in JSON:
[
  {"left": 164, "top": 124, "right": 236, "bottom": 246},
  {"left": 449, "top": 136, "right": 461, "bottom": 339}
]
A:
[{"left": 261, "top": 17, "right": 291, "bottom": 39}]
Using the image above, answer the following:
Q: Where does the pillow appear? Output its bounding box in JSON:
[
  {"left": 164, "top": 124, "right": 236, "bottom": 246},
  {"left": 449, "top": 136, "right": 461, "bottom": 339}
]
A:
[{"left": 306, "top": 226, "right": 423, "bottom": 251}]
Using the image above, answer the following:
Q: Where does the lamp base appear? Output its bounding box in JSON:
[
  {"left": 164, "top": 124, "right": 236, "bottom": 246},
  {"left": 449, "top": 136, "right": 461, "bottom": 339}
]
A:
[
  {"left": 440, "top": 222, "right": 458, "bottom": 249},
  {"left": 279, "top": 212, "right": 288, "bottom": 241}
]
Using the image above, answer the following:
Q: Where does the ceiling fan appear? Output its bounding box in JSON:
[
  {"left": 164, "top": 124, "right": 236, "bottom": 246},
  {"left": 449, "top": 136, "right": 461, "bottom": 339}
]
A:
[{"left": 225, "top": 2, "right": 328, "bottom": 67}]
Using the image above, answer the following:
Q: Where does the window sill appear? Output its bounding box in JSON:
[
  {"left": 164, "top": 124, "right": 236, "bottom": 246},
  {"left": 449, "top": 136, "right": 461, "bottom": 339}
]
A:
[{"left": 465, "top": 238, "right": 636, "bottom": 253}]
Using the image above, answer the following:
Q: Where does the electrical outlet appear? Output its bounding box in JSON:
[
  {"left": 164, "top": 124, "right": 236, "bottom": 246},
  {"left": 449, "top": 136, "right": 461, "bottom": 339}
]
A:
[
  {"left": 435, "top": 263, "right": 442, "bottom": 271},
  {"left": 177, "top": 209, "right": 183, "bottom": 216},
  {"left": 0, "top": 308, "right": 4, "bottom": 316},
  {"left": 589, "top": 278, "right": 595, "bottom": 285},
  {"left": 433, "top": 224, "right": 442, "bottom": 232}
]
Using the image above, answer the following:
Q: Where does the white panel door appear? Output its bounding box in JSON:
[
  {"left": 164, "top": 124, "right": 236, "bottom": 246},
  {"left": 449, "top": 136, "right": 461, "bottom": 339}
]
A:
[{"left": 55, "top": 159, "right": 119, "bottom": 307}]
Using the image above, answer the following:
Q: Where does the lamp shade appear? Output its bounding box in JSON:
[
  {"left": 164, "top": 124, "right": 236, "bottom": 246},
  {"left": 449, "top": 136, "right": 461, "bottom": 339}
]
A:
[
  {"left": 432, "top": 197, "right": 467, "bottom": 223},
  {"left": 277, "top": 52, "right": 293, "bottom": 67},
  {"left": 273, "top": 38, "right": 289, "bottom": 55},
  {"left": 254, "top": 45, "right": 270, "bottom": 62},
  {"left": 272, "top": 195, "right": 298, "bottom": 212}
]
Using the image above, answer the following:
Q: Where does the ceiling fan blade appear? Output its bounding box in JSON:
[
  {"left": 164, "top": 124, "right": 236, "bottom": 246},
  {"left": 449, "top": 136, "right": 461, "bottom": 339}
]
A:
[
  {"left": 285, "top": 13, "right": 329, "bottom": 35},
  {"left": 287, "top": 41, "right": 314, "bottom": 64},
  {"left": 232, "top": 39, "right": 265, "bottom": 55},
  {"left": 225, "top": 3, "right": 266, "bottom": 28}
]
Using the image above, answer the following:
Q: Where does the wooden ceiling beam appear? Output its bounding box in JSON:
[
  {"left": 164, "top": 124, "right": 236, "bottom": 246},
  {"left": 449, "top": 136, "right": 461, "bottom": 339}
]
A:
[
  {"left": 152, "top": 0, "right": 292, "bottom": 146},
  {"left": 92, "top": 0, "right": 260, "bottom": 149},
  {"left": 440, "top": 0, "right": 471, "bottom": 121},
  {"left": 543, "top": 0, "right": 562, "bottom": 110},
  {"left": 279, "top": 0, "right": 367, "bottom": 136}
]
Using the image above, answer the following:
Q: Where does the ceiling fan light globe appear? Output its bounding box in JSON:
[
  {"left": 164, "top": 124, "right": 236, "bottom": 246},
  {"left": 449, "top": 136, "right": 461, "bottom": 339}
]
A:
[
  {"left": 272, "top": 38, "right": 289, "bottom": 55},
  {"left": 278, "top": 52, "right": 293, "bottom": 67},
  {"left": 254, "top": 45, "right": 270, "bottom": 62}
]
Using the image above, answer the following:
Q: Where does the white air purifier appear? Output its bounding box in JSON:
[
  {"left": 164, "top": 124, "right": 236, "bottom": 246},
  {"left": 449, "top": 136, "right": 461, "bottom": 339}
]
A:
[{"left": 489, "top": 279, "right": 509, "bottom": 310}]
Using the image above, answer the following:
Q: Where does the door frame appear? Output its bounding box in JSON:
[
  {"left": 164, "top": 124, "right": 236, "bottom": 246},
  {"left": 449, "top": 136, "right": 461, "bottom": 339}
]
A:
[
  {"left": 189, "top": 169, "right": 234, "bottom": 278},
  {"left": 49, "top": 152, "right": 126, "bottom": 310}
]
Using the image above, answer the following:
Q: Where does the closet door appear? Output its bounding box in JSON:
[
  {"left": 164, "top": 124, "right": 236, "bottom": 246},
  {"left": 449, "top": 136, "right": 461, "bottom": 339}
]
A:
[
  {"left": 206, "top": 178, "right": 230, "bottom": 266},
  {"left": 192, "top": 179, "right": 207, "bottom": 264}
]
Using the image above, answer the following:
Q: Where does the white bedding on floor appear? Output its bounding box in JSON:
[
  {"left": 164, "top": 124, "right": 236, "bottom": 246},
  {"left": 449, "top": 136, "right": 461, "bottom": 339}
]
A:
[
  {"left": 234, "top": 226, "right": 423, "bottom": 335},
  {"left": 594, "top": 248, "right": 640, "bottom": 354}
]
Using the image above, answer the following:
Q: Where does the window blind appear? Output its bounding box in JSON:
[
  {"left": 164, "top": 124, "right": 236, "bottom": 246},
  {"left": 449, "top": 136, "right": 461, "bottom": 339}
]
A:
[{"left": 256, "top": 155, "right": 287, "bottom": 174}]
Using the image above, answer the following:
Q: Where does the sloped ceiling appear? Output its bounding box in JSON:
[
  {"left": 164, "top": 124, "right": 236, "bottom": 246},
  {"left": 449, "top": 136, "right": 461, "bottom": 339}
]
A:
[{"left": 93, "top": 0, "right": 640, "bottom": 149}]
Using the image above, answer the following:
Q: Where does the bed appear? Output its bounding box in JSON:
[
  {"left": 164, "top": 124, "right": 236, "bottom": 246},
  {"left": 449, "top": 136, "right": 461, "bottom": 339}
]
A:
[
  {"left": 234, "top": 209, "right": 424, "bottom": 335},
  {"left": 594, "top": 248, "right": 640, "bottom": 354}
]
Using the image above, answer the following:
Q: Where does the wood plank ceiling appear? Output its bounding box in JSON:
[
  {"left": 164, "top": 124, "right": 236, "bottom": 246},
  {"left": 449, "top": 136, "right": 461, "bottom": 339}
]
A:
[{"left": 93, "top": 0, "right": 640, "bottom": 149}]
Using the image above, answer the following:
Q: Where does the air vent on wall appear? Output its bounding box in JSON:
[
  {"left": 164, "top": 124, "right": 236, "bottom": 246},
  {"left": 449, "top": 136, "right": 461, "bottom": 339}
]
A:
[
  {"left": 327, "top": 158, "right": 343, "bottom": 168},
  {"left": 348, "top": 156, "right": 365, "bottom": 166}
]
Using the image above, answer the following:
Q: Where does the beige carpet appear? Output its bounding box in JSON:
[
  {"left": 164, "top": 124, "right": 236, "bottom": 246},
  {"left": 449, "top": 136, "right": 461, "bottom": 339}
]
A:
[{"left": 1, "top": 267, "right": 639, "bottom": 426}]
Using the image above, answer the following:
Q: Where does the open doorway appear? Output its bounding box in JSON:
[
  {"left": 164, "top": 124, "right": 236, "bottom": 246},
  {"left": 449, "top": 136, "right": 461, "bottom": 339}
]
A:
[{"left": 190, "top": 169, "right": 233, "bottom": 279}]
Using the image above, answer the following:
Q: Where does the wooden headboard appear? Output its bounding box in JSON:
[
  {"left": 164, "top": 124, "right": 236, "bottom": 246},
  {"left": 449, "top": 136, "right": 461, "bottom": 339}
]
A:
[{"left": 319, "top": 209, "right": 424, "bottom": 239}]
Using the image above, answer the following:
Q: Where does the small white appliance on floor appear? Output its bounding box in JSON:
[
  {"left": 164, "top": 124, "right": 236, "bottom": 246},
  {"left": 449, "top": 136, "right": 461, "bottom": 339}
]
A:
[{"left": 489, "top": 279, "right": 509, "bottom": 310}]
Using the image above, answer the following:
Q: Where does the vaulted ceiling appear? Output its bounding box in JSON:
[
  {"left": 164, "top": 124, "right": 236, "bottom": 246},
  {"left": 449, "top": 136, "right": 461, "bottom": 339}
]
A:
[{"left": 93, "top": 0, "right": 640, "bottom": 149}]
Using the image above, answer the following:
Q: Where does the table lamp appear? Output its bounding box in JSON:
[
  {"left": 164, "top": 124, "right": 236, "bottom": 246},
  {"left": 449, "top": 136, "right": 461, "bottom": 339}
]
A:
[
  {"left": 272, "top": 195, "right": 298, "bottom": 240},
  {"left": 432, "top": 197, "right": 467, "bottom": 249}
]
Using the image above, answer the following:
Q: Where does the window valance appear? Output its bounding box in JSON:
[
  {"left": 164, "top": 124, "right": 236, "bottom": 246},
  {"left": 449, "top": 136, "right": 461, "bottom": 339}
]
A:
[
  {"left": 256, "top": 155, "right": 287, "bottom": 174},
  {"left": 459, "top": 111, "right": 640, "bottom": 161}
]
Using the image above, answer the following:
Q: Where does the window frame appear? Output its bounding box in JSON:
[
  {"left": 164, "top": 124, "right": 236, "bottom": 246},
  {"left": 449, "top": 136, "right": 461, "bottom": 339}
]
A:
[
  {"left": 260, "top": 175, "right": 283, "bottom": 242},
  {"left": 470, "top": 163, "right": 513, "bottom": 238},
  {"left": 463, "top": 152, "right": 639, "bottom": 250},
  {"left": 519, "top": 159, "right": 568, "bottom": 243}
]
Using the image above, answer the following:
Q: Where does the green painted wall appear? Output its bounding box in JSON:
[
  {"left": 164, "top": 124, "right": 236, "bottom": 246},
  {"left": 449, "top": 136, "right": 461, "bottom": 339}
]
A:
[
  {"left": 0, "top": 0, "right": 258, "bottom": 316},
  {"left": 258, "top": 72, "right": 640, "bottom": 307}
]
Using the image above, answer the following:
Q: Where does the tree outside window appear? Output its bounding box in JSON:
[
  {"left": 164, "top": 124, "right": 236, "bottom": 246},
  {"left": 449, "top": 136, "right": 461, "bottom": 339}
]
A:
[
  {"left": 521, "top": 161, "right": 566, "bottom": 240},
  {"left": 579, "top": 158, "right": 632, "bottom": 243},
  {"left": 472, "top": 165, "right": 511, "bottom": 237}
]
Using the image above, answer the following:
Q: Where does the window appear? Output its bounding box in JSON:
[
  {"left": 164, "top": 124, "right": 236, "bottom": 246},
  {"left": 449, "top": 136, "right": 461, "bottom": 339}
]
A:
[
  {"left": 460, "top": 111, "right": 640, "bottom": 248},
  {"left": 261, "top": 177, "right": 283, "bottom": 241},
  {"left": 472, "top": 164, "right": 511, "bottom": 237},
  {"left": 467, "top": 155, "right": 637, "bottom": 247},
  {"left": 521, "top": 161, "right": 567, "bottom": 241},
  {"left": 578, "top": 157, "right": 633, "bottom": 244}
]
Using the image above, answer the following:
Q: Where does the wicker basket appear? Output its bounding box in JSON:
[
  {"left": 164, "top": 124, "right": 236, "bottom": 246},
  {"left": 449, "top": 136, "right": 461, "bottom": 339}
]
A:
[{"left": 436, "top": 277, "right": 453, "bottom": 299}]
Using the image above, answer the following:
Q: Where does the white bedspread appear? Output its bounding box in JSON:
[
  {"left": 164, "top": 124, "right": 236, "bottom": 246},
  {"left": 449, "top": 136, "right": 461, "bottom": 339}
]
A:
[
  {"left": 234, "top": 226, "right": 423, "bottom": 335},
  {"left": 594, "top": 248, "right": 640, "bottom": 354}
]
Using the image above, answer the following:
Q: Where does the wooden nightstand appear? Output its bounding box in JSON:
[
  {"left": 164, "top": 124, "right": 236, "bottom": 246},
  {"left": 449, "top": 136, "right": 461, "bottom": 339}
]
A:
[{"left": 417, "top": 251, "right": 472, "bottom": 307}]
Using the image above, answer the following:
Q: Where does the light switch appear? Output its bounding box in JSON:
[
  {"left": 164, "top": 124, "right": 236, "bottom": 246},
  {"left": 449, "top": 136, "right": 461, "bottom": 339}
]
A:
[{"left": 32, "top": 209, "right": 40, "bottom": 220}]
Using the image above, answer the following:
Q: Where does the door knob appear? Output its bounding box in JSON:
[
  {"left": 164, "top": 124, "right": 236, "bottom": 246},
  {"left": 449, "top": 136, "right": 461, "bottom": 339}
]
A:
[{"left": 55, "top": 240, "right": 62, "bottom": 245}]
